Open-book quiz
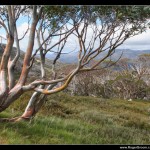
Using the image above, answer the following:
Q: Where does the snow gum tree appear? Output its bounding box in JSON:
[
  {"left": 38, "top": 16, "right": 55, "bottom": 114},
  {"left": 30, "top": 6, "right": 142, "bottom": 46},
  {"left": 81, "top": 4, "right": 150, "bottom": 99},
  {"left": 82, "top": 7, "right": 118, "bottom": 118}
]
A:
[{"left": 0, "top": 5, "right": 149, "bottom": 121}]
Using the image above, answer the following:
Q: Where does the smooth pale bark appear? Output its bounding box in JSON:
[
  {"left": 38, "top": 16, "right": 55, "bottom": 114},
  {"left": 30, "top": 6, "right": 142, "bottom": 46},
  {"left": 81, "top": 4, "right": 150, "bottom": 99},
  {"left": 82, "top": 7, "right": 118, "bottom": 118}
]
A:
[
  {"left": 0, "top": 6, "right": 15, "bottom": 106},
  {"left": 0, "top": 6, "right": 41, "bottom": 113},
  {"left": 0, "top": 37, "right": 14, "bottom": 89},
  {"left": 21, "top": 86, "right": 44, "bottom": 119},
  {"left": 17, "top": 21, "right": 37, "bottom": 85},
  {"left": 0, "top": 37, "right": 14, "bottom": 106},
  {"left": 8, "top": 25, "right": 21, "bottom": 90},
  {"left": 21, "top": 24, "right": 46, "bottom": 119},
  {"left": 0, "top": 84, "right": 23, "bottom": 112},
  {"left": 8, "top": 58, "right": 15, "bottom": 90},
  {"left": 21, "top": 84, "right": 57, "bottom": 119},
  {"left": 17, "top": 6, "right": 40, "bottom": 86}
]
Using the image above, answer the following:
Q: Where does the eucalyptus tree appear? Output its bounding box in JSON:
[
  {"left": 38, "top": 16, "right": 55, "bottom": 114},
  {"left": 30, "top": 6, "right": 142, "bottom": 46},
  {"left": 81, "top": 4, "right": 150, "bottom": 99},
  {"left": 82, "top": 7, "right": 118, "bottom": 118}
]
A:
[
  {"left": 0, "top": 5, "right": 149, "bottom": 121},
  {"left": 0, "top": 5, "right": 74, "bottom": 121}
]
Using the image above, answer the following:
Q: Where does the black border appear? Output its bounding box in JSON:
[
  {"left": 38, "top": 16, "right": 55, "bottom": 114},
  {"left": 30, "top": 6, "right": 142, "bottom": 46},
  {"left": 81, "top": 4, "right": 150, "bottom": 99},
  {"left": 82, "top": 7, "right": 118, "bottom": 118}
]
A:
[
  {"left": 1, "top": 0, "right": 150, "bottom": 5},
  {"left": 1, "top": 0, "right": 150, "bottom": 148},
  {"left": 1, "top": 144, "right": 150, "bottom": 149}
]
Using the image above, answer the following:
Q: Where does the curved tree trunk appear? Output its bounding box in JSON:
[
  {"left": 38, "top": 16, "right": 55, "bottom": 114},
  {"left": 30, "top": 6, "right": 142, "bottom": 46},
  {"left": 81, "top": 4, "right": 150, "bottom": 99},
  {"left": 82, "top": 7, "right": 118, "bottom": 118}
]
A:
[
  {"left": 21, "top": 84, "right": 57, "bottom": 120},
  {"left": 0, "top": 6, "right": 40, "bottom": 118},
  {"left": 0, "top": 84, "right": 23, "bottom": 112}
]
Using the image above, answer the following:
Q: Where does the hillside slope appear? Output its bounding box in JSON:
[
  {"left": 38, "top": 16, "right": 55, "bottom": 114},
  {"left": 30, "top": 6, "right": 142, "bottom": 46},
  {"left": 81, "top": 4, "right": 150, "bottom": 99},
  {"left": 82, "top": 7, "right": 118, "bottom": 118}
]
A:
[
  {"left": 0, "top": 44, "right": 66, "bottom": 81},
  {"left": 0, "top": 93, "right": 150, "bottom": 144}
]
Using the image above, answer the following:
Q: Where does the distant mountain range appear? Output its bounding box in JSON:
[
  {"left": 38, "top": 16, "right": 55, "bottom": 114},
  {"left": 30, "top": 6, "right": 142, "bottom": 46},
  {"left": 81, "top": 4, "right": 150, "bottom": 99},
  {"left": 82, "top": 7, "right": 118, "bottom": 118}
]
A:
[
  {"left": 46, "top": 49, "right": 150, "bottom": 64},
  {"left": 1, "top": 43, "right": 150, "bottom": 65}
]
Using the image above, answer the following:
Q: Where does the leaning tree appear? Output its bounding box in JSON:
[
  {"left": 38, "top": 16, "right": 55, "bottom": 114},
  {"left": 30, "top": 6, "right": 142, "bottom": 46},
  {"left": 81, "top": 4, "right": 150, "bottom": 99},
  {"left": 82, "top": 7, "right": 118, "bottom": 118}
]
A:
[{"left": 0, "top": 5, "right": 149, "bottom": 121}]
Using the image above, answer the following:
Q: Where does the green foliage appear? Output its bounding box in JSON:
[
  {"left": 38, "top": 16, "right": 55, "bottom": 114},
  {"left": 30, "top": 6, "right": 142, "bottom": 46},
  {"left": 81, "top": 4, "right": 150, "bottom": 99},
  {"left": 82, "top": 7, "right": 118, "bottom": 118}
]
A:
[
  {"left": 103, "top": 74, "right": 148, "bottom": 99},
  {"left": 43, "top": 5, "right": 150, "bottom": 34},
  {"left": 43, "top": 6, "right": 81, "bottom": 31}
]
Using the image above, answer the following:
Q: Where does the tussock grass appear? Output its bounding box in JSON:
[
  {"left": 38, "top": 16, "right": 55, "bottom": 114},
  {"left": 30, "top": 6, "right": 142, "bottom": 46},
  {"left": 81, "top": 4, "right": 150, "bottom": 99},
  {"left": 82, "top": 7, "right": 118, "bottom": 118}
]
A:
[{"left": 1, "top": 92, "right": 150, "bottom": 144}]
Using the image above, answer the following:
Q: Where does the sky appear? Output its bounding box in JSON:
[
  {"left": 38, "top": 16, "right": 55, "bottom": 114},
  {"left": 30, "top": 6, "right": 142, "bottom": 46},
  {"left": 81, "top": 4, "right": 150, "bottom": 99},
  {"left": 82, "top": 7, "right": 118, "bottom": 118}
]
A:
[
  {"left": 119, "top": 30, "right": 150, "bottom": 50},
  {"left": 1, "top": 19, "right": 150, "bottom": 52}
]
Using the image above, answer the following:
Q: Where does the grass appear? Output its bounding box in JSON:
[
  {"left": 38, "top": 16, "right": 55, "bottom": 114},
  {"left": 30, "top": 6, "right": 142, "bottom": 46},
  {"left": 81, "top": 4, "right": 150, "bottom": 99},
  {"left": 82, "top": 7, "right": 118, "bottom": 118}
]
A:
[{"left": 1, "top": 92, "right": 150, "bottom": 144}]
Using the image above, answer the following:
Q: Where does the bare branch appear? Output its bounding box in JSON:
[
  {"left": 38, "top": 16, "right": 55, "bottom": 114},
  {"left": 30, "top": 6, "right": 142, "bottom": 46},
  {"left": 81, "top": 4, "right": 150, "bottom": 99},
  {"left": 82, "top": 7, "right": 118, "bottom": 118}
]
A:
[{"left": 34, "top": 68, "right": 79, "bottom": 94}]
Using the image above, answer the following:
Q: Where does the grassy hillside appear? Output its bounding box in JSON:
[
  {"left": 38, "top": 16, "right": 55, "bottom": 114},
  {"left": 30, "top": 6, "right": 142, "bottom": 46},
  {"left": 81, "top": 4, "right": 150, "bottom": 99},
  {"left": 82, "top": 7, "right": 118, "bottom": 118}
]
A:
[{"left": 0, "top": 93, "right": 150, "bottom": 144}]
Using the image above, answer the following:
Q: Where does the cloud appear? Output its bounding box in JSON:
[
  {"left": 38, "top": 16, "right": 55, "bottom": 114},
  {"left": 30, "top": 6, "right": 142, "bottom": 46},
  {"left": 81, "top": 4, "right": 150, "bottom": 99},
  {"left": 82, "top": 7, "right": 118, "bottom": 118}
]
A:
[
  {"left": 17, "top": 22, "right": 30, "bottom": 38},
  {"left": 1, "top": 21, "right": 150, "bottom": 52},
  {"left": 54, "top": 23, "right": 150, "bottom": 53},
  {"left": 119, "top": 29, "right": 150, "bottom": 50},
  {"left": 14, "top": 22, "right": 39, "bottom": 51}
]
